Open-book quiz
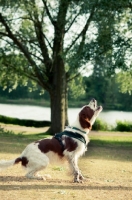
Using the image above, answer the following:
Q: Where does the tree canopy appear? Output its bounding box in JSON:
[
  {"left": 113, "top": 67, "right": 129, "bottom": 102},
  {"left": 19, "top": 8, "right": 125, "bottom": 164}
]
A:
[{"left": 0, "top": 0, "right": 132, "bottom": 133}]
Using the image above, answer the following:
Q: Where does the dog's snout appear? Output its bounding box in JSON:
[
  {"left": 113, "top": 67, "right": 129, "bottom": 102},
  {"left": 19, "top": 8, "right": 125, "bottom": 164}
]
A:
[
  {"left": 88, "top": 98, "right": 97, "bottom": 109},
  {"left": 97, "top": 106, "right": 103, "bottom": 111}
]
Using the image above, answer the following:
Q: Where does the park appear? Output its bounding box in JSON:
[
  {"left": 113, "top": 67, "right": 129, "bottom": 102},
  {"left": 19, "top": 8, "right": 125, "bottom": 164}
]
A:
[
  {"left": 0, "top": 0, "right": 132, "bottom": 199},
  {"left": 0, "top": 124, "right": 132, "bottom": 200}
]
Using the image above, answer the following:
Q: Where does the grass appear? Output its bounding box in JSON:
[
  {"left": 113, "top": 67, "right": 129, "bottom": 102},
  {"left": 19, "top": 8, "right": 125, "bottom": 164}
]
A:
[
  {"left": 89, "top": 135, "right": 132, "bottom": 149},
  {"left": 0, "top": 125, "right": 132, "bottom": 200}
]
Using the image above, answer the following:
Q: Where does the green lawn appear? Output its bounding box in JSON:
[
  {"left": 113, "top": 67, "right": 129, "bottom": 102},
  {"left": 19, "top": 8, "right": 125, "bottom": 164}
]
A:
[
  {"left": 89, "top": 135, "right": 132, "bottom": 148},
  {"left": 0, "top": 126, "right": 132, "bottom": 200}
]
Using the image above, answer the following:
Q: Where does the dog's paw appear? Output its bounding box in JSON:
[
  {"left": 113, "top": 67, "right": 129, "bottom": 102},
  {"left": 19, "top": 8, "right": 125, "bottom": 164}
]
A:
[
  {"left": 73, "top": 179, "right": 83, "bottom": 183},
  {"left": 43, "top": 174, "right": 51, "bottom": 179},
  {"left": 26, "top": 174, "right": 46, "bottom": 180},
  {"left": 79, "top": 175, "right": 84, "bottom": 180},
  {"left": 73, "top": 177, "right": 82, "bottom": 183},
  {"left": 36, "top": 175, "right": 46, "bottom": 180}
]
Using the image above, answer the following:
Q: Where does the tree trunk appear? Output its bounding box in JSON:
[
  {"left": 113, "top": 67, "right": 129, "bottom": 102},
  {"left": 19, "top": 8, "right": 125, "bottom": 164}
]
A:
[
  {"left": 47, "top": 0, "right": 70, "bottom": 134},
  {"left": 49, "top": 56, "right": 66, "bottom": 135},
  {"left": 65, "top": 83, "right": 69, "bottom": 126},
  {"left": 50, "top": 83, "right": 66, "bottom": 134}
]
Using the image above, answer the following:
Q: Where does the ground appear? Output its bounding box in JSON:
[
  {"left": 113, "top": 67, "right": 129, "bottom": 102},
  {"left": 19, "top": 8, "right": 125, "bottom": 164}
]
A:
[{"left": 0, "top": 124, "right": 132, "bottom": 200}]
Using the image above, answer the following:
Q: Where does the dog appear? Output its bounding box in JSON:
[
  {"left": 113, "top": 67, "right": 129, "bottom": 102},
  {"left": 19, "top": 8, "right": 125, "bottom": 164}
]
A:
[{"left": 0, "top": 98, "right": 102, "bottom": 183}]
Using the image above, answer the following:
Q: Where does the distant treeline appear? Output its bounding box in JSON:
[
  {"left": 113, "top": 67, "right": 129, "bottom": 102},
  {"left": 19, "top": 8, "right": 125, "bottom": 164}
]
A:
[
  {"left": 83, "top": 75, "right": 132, "bottom": 111},
  {"left": 0, "top": 74, "right": 132, "bottom": 111}
]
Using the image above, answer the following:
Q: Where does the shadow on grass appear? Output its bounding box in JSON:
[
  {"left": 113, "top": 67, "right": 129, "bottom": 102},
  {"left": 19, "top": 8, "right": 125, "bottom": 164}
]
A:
[
  {"left": 0, "top": 177, "right": 131, "bottom": 191},
  {"left": 0, "top": 132, "right": 50, "bottom": 154}
]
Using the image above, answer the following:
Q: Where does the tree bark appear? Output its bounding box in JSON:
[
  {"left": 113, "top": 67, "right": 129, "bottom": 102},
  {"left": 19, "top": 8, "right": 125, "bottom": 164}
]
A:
[
  {"left": 65, "top": 83, "right": 69, "bottom": 126},
  {"left": 49, "top": 55, "right": 66, "bottom": 134}
]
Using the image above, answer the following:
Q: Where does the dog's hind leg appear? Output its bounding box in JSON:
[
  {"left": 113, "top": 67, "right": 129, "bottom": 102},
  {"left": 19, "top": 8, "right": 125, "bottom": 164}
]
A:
[
  {"left": 25, "top": 154, "right": 50, "bottom": 180},
  {"left": 26, "top": 166, "right": 46, "bottom": 180}
]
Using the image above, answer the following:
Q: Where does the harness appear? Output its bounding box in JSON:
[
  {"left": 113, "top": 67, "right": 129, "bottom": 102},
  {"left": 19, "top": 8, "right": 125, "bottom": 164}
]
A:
[{"left": 54, "top": 130, "right": 87, "bottom": 151}]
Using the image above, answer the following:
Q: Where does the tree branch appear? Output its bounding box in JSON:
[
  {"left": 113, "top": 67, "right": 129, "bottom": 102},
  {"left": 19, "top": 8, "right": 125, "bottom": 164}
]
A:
[
  {"left": 43, "top": 32, "right": 53, "bottom": 50},
  {"left": 65, "top": 12, "right": 80, "bottom": 33},
  {"left": 0, "top": 13, "right": 36, "bottom": 67},
  {"left": 0, "top": 32, "right": 9, "bottom": 37},
  {"left": 65, "top": 5, "right": 96, "bottom": 54},
  {"left": 2, "top": 60, "right": 43, "bottom": 86},
  {"left": 33, "top": 18, "right": 52, "bottom": 68},
  {"left": 42, "top": 0, "right": 56, "bottom": 27},
  {"left": 67, "top": 72, "right": 81, "bottom": 82},
  {"left": 0, "top": 13, "right": 51, "bottom": 91},
  {"left": 53, "top": 0, "right": 71, "bottom": 57}
]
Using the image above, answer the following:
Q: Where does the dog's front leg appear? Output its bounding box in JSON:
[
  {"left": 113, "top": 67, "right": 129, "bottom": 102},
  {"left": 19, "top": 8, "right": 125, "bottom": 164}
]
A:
[
  {"left": 74, "top": 170, "right": 80, "bottom": 183},
  {"left": 68, "top": 156, "right": 81, "bottom": 183}
]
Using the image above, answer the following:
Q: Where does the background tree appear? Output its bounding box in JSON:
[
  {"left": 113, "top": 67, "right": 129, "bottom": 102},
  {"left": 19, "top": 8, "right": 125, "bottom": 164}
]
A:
[
  {"left": 0, "top": 0, "right": 132, "bottom": 133},
  {"left": 116, "top": 71, "right": 132, "bottom": 95}
]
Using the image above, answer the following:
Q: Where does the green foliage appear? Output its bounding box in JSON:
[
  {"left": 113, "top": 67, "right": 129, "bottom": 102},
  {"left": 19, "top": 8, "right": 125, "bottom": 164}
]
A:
[
  {"left": 0, "top": 0, "right": 132, "bottom": 133},
  {"left": 0, "top": 125, "right": 15, "bottom": 136},
  {"left": 116, "top": 71, "right": 132, "bottom": 95},
  {"left": 114, "top": 121, "right": 132, "bottom": 132},
  {"left": 0, "top": 114, "right": 132, "bottom": 132},
  {"left": 93, "top": 119, "right": 132, "bottom": 132},
  {"left": 52, "top": 166, "right": 64, "bottom": 171},
  {"left": 68, "top": 76, "right": 85, "bottom": 99},
  {"left": 0, "top": 0, "right": 131, "bottom": 90},
  {"left": 0, "top": 84, "right": 48, "bottom": 99},
  {"left": 92, "top": 119, "right": 109, "bottom": 131},
  {"left": 83, "top": 73, "right": 132, "bottom": 111},
  {"left": 0, "top": 115, "right": 51, "bottom": 127}
]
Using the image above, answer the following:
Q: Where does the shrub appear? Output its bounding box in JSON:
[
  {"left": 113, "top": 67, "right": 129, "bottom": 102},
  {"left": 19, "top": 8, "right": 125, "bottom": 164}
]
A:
[
  {"left": 114, "top": 121, "right": 132, "bottom": 132},
  {"left": 0, "top": 115, "right": 51, "bottom": 127},
  {"left": 0, "top": 125, "right": 15, "bottom": 136},
  {"left": 92, "top": 119, "right": 108, "bottom": 131}
]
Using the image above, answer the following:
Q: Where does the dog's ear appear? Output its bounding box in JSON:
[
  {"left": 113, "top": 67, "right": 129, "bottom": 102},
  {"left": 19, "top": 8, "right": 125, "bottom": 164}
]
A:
[{"left": 79, "top": 113, "right": 92, "bottom": 129}]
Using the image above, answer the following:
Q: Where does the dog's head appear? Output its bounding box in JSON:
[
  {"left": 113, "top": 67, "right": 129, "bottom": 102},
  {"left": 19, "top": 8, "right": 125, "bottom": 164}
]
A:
[{"left": 79, "top": 99, "right": 102, "bottom": 130}]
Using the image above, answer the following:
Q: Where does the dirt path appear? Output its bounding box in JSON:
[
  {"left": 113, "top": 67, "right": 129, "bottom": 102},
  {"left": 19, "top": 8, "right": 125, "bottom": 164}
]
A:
[
  {"left": 0, "top": 148, "right": 132, "bottom": 200},
  {"left": 90, "top": 130, "right": 132, "bottom": 137},
  {"left": 0, "top": 123, "right": 49, "bottom": 134}
]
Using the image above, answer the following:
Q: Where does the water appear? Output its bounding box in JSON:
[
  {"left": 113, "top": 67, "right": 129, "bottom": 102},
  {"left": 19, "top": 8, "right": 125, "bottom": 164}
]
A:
[{"left": 0, "top": 103, "right": 131, "bottom": 126}]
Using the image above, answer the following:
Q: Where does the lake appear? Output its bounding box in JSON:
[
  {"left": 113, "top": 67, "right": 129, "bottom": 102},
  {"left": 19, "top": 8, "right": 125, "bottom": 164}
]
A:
[{"left": 0, "top": 103, "right": 132, "bottom": 126}]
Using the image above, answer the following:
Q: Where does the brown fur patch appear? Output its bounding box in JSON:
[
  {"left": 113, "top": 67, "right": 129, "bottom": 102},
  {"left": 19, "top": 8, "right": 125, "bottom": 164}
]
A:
[
  {"left": 15, "top": 157, "right": 29, "bottom": 167},
  {"left": 79, "top": 106, "right": 93, "bottom": 129},
  {"left": 36, "top": 136, "right": 78, "bottom": 156},
  {"left": 36, "top": 138, "right": 64, "bottom": 157},
  {"left": 64, "top": 137, "right": 78, "bottom": 152}
]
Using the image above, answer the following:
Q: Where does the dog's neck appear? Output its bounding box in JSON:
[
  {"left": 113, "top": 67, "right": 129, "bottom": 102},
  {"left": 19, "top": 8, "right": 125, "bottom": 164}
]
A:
[
  {"left": 64, "top": 116, "right": 89, "bottom": 144},
  {"left": 69, "top": 115, "right": 90, "bottom": 134},
  {"left": 66, "top": 126, "right": 86, "bottom": 134}
]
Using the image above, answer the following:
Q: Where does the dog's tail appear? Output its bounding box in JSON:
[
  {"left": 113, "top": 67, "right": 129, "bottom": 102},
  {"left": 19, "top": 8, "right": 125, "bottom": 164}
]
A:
[{"left": 0, "top": 157, "right": 28, "bottom": 171}]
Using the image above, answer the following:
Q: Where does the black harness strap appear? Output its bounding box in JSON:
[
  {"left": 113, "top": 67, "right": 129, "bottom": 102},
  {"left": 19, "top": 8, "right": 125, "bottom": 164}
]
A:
[
  {"left": 54, "top": 134, "right": 65, "bottom": 151},
  {"left": 54, "top": 130, "right": 86, "bottom": 151}
]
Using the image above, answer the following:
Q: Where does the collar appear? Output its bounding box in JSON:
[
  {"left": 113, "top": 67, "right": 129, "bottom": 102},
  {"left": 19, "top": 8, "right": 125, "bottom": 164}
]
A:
[{"left": 65, "top": 126, "right": 87, "bottom": 134}]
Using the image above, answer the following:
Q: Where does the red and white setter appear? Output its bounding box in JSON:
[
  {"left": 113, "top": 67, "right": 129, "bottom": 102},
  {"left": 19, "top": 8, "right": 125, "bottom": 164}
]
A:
[{"left": 0, "top": 99, "right": 102, "bottom": 183}]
